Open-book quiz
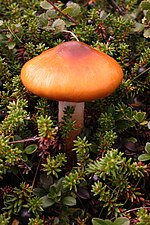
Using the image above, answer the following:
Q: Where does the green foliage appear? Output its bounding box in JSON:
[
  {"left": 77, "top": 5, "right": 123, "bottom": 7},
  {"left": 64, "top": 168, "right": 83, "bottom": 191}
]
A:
[
  {"left": 98, "top": 113, "right": 115, "bottom": 132},
  {"left": 0, "top": 134, "right": 22, "bottom": 175},
  {"left": 92, "top": 217, "right": 130, "bottom": 225},
  {"left": 105, "top": 15, "right": 135, "bottom": 42},
  {"left": 39, "top": 0, "right": 81, "bottom": 34},
  {"left": 87, "top": 149, "right": 145, "bottom": 216},
  {"left": 23, "top": 196, "right": 43, "bottom": 216},
  {"left": 62, "top": 2, "right": 81, "bottom": 17},
  {"left": 0, "top": 1, "right": 41, "bottom": 50},
  {"left": 63, "top": 137, "right": 91, "bottom": 191},
  {"left": 91, "top": 180, "right": 123, "bottom": 215},
  {"left": 35, "top": 98, "right": 55, "bottom": 118},
  {"left": 28, "top": 216, "right": 44, "bottom": 225},
  {"left": 0, "top": 213, "right": 11, "bottom": 225},
  {"left": 28, "top": 217, "right": 44, "bottom": 225},
  {"left": 33, "top": 174, "right": 77, "bottom": 225},
  {"left": 0, "top": 0, "right": 149, "bottom": 224},
  {"left": 95, "top": 102, "right": 148, "bottom": 155},
  {"left": 2, "top": 182, "right": 32, "bottom": 215},
  {"left": 138, "top": 142, "right": 150, "bottom": 161},
  {"left": 137, "top": 208, "right": 150, "bottom": 225},
  {"left": 99, "top": 130, "right": 118, "bottom": 151},
  {"left": 73, "top": 136, "right": 91, "bottom": 166},
  {"left": 24, "top": 144, "right": 37, "bottom": 155},
  {"left": 34, "top": 176, "right": 76, "bottom": 208},
  {"left": 37, "top": 115, "right": 57, "bottom": 138},
  {"left": 87, "top": 149, "right": 144, "bottom": 181},
  {"left": 128, "top": 0, "right": 150, "bottom": 38},
  {"left": 2, "top": 182, "right": 43, "bottom": 220},
  {"left": 42, "top": 153, "right": 67, "bottom": 178},
  {"left": 100, "top": 102, "right": 147, "bottom": 131},
  {"left": 24, "top": 42, "right": 49, "bottom": 60},
  {"left": 0, "top": 57, "right": 11, "bottom": 81},
  {"left": 138, "top": 122, "right": 150, "bottom": 161},
  {"left": 0, "top": 99, "right": 28, "bottom": 135},
  {"left": 0, "top": 57, "right": 24, "bottom": 107},
  {"left": 63, "top": 169, "right": 85, "bottom": 192}
]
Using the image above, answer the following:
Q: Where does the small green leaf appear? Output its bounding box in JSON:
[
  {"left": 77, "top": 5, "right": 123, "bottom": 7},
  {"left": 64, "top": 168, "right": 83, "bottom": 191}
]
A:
[
  {"left": 33, "top": 187, "right": 47, "bottom": 197},
  {"left": 55, "top": 177, "right": 64, "bottom": 192},
  {"left": 92, "top": 218, "right": 108, "bottom": 225},
  {"left": 143, "top": 28, "right": 150, "bottom": 38},
  {"left": 64, "top": 20, "right": 75, "bottom": 27},
  {"left": 138, "top": 153, "right": 150, "bottom": 161},
  {"left": 24, "top": 144, "right": 37, "bottom": 154},
  {"left": 40, "top": 174, "right": 53, "bottom": 190},
  {"left": 22, "top": 153, "right": 28, "bottom": 161},
  {"left": 133, "top": 112, "right": 146, "bottom": 123},
  {"left": 62, "top": 196, "right": 76, "bottom": 206},
  {"left": 145, "top": 142, "right": 150, "bottom": 154},
  {"left": 114, "top": 217, "right": 130, "bottom": 225},
  {"left": 52, "top": 18, "right": 65, "bottom": 32},
  {"left": 39, "top": 13, "right": 49, "bottom": 26},
  {"left": 41, "top": 196, "right": 55, "bottom": 208},
  {"left": 40, "top": 1, "right": 53, "bottom": 10},
  {"left": 46, "top": 9, "right": 57, "bottom": 18},
  {"left": 62, "top": 3, "right": 81, "bottom": 17},
  {"left": 104, "top": 220, "right": 113, "bottom": 225},
  {"left": 8, "top": 41, "right": 16, "bottom": 49}
]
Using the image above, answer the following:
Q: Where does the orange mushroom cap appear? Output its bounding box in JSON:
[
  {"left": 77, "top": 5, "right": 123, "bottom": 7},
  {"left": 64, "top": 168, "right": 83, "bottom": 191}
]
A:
[{"left": 20, "top": 41, "right": 123, "bottom": 102}]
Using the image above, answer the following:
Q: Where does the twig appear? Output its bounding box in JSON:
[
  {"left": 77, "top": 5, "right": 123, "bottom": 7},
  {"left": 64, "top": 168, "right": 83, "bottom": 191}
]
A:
[
  {"left": 7, "top": 26, "right": 23, "bottom": 43},
  {"left": 130, "top": 67, "right": 150, "bottom": 82},
  {"left": 0, "top": 27, "right": 23, "bottom": 43},
  {"left": 124, "top": 206, "right": 150, "bottom": 214},
  {"left": 107, "top": 0, "right": 125, "bottom": 16},
  {"left": 46, "top": 0, "right": 78, "bottom": 24},
  {"left": 9, "top": 136, "right": 40, "bottom": 144},
  {"left": 31, "top": 158, "right": 42, "bottom": 190}
]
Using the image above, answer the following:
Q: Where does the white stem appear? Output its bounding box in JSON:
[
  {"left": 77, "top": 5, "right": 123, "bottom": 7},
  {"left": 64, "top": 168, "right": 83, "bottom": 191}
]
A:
[
  {"left": 58, "top": 101, "right": 84, "bottom": 133},
  {"left": 58, "top": 101, "right": 84, "bottom": 162}
]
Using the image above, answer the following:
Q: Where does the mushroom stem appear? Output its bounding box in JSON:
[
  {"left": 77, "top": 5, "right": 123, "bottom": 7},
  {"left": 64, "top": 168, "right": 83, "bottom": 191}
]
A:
[{"left": 58, "top": 101, "right": 84, "bottom": 163}]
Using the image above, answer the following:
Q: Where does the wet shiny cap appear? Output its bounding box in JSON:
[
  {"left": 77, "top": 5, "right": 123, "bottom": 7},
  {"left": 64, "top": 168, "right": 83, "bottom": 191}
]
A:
[{"left": 21, "top": 41, "right": 123, "bottom": 102}]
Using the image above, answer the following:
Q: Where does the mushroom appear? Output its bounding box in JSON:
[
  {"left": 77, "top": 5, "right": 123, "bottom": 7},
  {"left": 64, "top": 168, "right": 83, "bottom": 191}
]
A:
[{"left": 20, "top": 41, "right": 123, "bottom": 162}]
